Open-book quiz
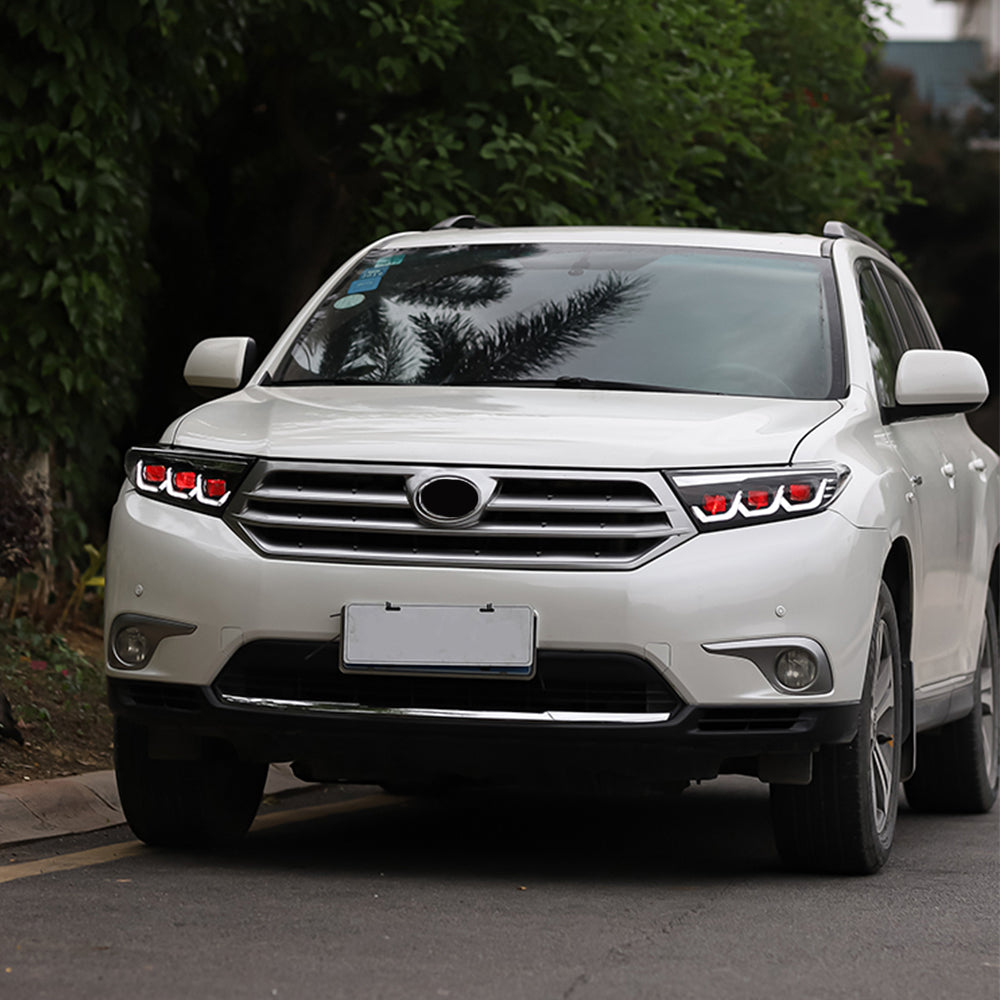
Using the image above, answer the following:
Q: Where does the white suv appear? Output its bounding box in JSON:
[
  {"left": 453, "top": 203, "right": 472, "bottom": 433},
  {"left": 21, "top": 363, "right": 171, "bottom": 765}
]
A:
[{"left": 106, "top": 219, "right": 999, "bottom": 873}]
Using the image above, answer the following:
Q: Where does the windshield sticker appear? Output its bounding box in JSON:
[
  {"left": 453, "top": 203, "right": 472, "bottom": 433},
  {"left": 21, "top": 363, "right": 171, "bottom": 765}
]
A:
[
  {"left": 348, "top": 266, "right": 388, "bottom": 294},
  {"left": 379, "top": 254, "right": 406, "bottom": 266},
  {"left": 333, "top": 293, "right": 366, "bottom": 310}
]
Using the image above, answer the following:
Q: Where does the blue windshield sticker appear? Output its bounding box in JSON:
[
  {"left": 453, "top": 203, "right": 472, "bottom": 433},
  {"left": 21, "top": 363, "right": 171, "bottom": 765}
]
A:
[
  {"left": 333, "top": 293, "right": 366, "bottom": 310},
  {"left": 348, "top": 268, "right": 387, "bottom": 294},
  {"left": 380, "top": 254, "right": 405, "bottom": 266}
]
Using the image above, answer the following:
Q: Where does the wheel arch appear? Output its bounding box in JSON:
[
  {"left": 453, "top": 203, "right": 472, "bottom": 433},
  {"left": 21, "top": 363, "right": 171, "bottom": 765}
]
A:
[{"left": 882, "top": 537, "right": 916, "bottom": 780}]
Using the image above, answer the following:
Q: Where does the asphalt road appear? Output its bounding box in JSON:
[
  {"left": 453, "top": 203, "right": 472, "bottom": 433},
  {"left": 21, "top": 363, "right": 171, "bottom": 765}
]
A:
[{"left": 2, "top": 777, "right": 997, "bottom": 1000}]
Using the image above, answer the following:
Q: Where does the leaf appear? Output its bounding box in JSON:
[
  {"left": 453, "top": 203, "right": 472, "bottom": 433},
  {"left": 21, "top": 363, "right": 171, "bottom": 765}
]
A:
[
  {"left": 19, "top": 272, "right": 41, "bottom": 298},
  {"left": 32, "top": 185, "right": 63, "bottom": 212},
  {"left": 509, "top": 65, "right": 534, "bottom": 88}
]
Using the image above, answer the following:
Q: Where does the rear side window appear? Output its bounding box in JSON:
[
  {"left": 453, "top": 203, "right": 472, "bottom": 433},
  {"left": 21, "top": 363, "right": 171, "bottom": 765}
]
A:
[
  {"left": 878, "top": 269, "right": 934, "bottom": 349},
  {"left": 858, "top": 263, "right": 904, "bottom": 407},
  {"left": 877, "top": 267, "right": 942, "bottom": 349}
]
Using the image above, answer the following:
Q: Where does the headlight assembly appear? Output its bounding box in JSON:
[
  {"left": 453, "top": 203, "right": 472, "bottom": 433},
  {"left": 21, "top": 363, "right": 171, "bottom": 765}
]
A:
[
  {"left": 666, "top": 464, "right": 850, "bottom": 531},
  {"left": 124, "top": 447, "right": 255, "bottom": 515}
]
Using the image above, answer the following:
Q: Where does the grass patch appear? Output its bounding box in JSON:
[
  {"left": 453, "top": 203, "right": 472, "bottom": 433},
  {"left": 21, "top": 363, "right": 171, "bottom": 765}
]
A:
[{"left": 0, "top": 618, "right": 113, "bottom": 785}]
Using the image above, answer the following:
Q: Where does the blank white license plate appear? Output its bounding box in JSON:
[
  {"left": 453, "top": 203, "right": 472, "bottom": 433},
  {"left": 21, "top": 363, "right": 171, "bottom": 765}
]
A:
[{"left": 341, "top": 603, "right": 536, "bottom": 677}]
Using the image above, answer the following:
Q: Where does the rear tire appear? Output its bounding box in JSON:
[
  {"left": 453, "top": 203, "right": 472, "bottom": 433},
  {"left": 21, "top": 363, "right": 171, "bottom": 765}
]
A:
[
  {"left": 114, "top": 717, "right": 267, "bottom": 848},
  {"left": 903, "top": 587, "right": 999, "bottom": 814},
  {"left": 770, "top": 581, "right": 902, "bottom": 874}
]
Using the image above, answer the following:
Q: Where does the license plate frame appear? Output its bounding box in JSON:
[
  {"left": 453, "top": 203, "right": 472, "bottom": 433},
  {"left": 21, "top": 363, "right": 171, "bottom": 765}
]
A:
[{"left": 340, "top": 603, "right": 536, "bottom": 678}]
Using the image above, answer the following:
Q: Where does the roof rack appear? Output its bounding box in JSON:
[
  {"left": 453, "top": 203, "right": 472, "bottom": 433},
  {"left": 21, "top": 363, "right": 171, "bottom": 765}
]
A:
[
  {"left": 822, "top": 220, "right": 893, "bottom": 260},
  {"left": 429, "top": 214, "right": 497, "bottom": 231}
]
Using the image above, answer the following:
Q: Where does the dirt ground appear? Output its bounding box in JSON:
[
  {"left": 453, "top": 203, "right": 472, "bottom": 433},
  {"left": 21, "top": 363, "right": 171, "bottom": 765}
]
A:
[{"left": 0, "top": 623, "right": 114, "bottom": 787}]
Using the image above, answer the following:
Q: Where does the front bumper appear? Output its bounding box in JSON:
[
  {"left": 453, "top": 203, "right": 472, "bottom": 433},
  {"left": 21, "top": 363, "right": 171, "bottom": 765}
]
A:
[{"left": 106, "top": 488, "right": 889, "bottom": 707}]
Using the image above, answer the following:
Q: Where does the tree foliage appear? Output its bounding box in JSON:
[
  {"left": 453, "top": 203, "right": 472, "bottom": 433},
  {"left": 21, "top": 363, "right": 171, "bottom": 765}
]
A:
[
  {"left": 878, "top": 63, "right": 998, "bottom": 449},
  {"left": 709, "top": 0, "right": 905, "bottom": 235},
  {"left": 0, "top": 0, "right": 909, "bottom": 535},
  {"left": 0, "top": 0, "right": 252, "bottom": 532}
]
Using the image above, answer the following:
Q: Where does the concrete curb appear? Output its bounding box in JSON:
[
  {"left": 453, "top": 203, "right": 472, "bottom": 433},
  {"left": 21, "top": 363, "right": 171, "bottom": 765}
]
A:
[{"left": 0, "top": 764, "right": 313, "bottom": 847}]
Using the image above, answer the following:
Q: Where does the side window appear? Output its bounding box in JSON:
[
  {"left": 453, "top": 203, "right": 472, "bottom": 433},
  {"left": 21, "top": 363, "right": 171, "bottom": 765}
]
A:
[
  {"left": 903, "top": 285, "right": 944, "bottom": 349},
  {"left": 857, "top": 262, "right": 904, "bottom": 408},
  {"left": 878, "top": 268, "right": 933, "bottom": 349}
]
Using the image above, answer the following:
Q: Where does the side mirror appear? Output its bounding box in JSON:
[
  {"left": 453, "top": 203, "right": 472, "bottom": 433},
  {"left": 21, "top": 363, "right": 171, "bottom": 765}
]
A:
[
  {"left": 183, "top": 338, "right": 257, "bottom": 397},
  {"left": 894, "top": 349, "right": 989, "bottom": 416}
]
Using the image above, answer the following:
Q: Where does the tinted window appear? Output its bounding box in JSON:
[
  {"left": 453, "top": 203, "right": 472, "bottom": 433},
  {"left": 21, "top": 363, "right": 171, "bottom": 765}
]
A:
[
  {"left": 858, "top": 263, "right": 904, "bottom": 407},
  {"left": 902, "top": 283, "right": 943, "bottom": 349},
  {"left": 878, "top": 268, "right": 932, "bottom": 349},
  {"left": 275, "top": 244, "right": 842, "bottom": 399}
]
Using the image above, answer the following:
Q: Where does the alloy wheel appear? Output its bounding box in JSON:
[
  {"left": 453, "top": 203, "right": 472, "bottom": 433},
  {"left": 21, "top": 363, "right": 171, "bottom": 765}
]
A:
[
  {"left": 980, "top": 616, "right": 999, "bottom": 789},
  {"left": 870, "top": 617, "right": 896, "bottom": 835}
]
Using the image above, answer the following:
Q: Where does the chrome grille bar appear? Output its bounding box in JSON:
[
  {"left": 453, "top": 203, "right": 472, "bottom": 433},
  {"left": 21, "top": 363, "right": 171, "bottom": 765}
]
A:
[
  {"left": 235, "top": 511, "right": 680, "bottom": 539},
  {"left": 246, "top": 486, "right": 411, "bottom": 508}
]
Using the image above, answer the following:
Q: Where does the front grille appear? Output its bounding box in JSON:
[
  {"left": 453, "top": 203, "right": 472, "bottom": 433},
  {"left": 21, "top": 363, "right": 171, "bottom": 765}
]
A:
[
  {"left": 213, "top": 641, "right": 682, "bottom": 716},
  {"left": 226, "top": 462, "right": 694, "bottom": 569}
]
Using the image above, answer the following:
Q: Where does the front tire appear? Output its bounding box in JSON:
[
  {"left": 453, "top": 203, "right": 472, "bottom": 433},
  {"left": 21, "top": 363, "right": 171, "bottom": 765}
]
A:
[
  {"left": 903, "top": 587, "right": 999, "bottom": 814},
  {"left": 114, "top": 717, "right": 267, "bottom": 848},
  {"left": 770, "top": 581, "right": 902, "bottom": 874}
]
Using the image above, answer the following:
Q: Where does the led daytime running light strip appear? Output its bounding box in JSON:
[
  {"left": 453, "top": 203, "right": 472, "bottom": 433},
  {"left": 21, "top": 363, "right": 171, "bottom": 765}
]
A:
[
  {"left": 135, "top": 459, "right": 232, "bottom": 508},
  {"left": 690, "top": 479, "right": 829, "bottom": 523}
]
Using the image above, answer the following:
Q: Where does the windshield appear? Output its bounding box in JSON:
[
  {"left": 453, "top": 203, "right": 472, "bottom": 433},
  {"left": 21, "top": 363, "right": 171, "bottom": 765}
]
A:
[{"left": 273, "top": 243, "right": 843, "bottom": 399}]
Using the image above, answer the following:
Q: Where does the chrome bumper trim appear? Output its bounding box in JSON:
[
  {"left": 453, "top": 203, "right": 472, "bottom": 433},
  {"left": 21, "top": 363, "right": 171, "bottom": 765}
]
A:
[{"left": 218, "top": 692, "right": 674, "bottom": 725}]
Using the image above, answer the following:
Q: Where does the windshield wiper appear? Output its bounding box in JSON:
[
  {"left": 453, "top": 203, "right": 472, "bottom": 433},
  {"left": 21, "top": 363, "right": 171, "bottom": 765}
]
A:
[
  {"left": 275, "top": 377, "right": 378, "bottom": 386},
  {"left": 453, "top": 376, "right": 706, "bottom": 394},
  {"left": 554, "top": 376, "right": 683, "bottom": 392},
  {"left": 276, "top": 376, "right": 714, "bottom": 393}
]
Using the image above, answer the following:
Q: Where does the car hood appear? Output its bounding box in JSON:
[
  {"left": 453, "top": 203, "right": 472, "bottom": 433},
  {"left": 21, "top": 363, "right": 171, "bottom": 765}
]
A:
[{"left": 166, "top": 385, "right": 840, "bottom": 468}]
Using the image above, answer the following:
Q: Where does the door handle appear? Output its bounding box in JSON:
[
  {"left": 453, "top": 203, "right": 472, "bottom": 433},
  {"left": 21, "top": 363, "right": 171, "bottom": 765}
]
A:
[
  {"left": 970, "top": 457, "right": 986, "bottom": 473},
  {"left": 941, "top": 462, "right": 955, "bottom": 478}
]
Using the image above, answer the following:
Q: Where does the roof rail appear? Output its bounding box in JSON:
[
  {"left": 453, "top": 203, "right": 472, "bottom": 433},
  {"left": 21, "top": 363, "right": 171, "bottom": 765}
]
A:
[
  {"left": 430, "top": 214, "right": 497, "bottom": 231},
  {"left": 822, "top": 220, "right": 893, "bottom": 260}
]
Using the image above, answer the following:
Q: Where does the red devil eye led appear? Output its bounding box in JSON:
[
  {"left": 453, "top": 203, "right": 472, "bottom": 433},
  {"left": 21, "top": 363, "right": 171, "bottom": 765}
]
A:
[
  {"left": 204, "top": 478, "right": 226, "bottom": 498},
  {"left": 703, "top": 494, "right": 728, "bottom": 515},
  {"left": 173, "top": 470, "right": 197, "bottom": 491},
  {"left": 788, "top": 483, "right": 813, "bottom": 503},
  {"left": 747, "top": 489, "right": 771, "bottom": 509},
  {"left": 143, "top": 464, "right": 166, "bottom": 485}
]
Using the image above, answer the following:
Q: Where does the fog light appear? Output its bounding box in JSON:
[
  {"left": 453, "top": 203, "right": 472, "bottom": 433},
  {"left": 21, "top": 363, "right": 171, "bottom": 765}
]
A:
[
  {"left": 113, "top": 627, "right": 149, "bottom": 667},
  {"left": 775, "top": 648, "right": 819, "bottom": 690}
]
